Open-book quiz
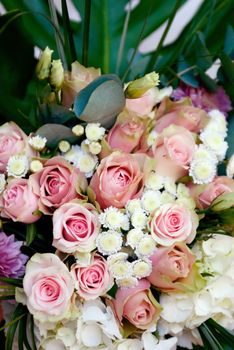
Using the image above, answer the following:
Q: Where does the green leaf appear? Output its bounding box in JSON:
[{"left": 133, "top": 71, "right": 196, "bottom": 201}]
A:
[
  {"left": 177, "top": 57, "right": 199, "bottom": 87},
  {"left": 26, "top": 223, "right": 37, "bottom": 246},
  {"left": 0, "top": 277, "right": 23, "bottom": 287},
  {"left": 5, "top": 304, "right": 26, "bottom": 350},
  {"left": 36, "top": 123, "right": 79, "bottom": 148},
  {"left": 37, "top": 103, "right": 76, "bottom": 125},
  {"left": 226, "top": 114, "right": 234, "bottom": 159},
  {"left": 62, "top": 0, "right": 76, "bottom": 68},
  {"left": 29, "top": 315, "right": 37, "bottom": 350},
  {"left": 224, "top": 25, "right": 234, "bottom": 55},
  {"left": 194, "top": 32, "right": 213, "bottom": 71},
  {"left": 198, "top": 69, "right": 217, "bottom": 92},
  {"left": 211, "top": 192, "right": 234, "bottom": 211},
  {"left": 18, "top": 315, "right": 32, "bottom": 350},
  {"left": 74, "top": 74, "right": 125, "bottom": 127}
]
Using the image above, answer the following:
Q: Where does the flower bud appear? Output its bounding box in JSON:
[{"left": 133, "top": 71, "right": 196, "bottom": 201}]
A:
[
  {"left": 36, "top": 47, "right": 53, "bottom": 80},
  {"left": 125, "top": 72, "right": 160, "bottom": 98},
  {"left": 50, "top": 59, "right": 64, "bottom": 89}
]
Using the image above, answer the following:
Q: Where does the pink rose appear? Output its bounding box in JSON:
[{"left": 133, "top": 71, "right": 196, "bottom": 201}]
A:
[
  {"left": 90, "top": 152, "right": 145, "bottom": 209},
  {"left": 71, "top": 252, "right": 113, "bottom": 300},
  {"left": 151, "top": 125, "right": 196, "bottom": 180},
  {"left": 126, "top": 88, "right": 158, "bottom": 116},
  {"left": 112, "top": 279, "right": 161, "bottom": 330},
  {"left": 0, "top": 178, "right": 41, "bottom": 223},
  {"left": 190, "top": 176, "right": 234, "bottom": 209},
  {"left": 30, "top": 156, "right": 87, "bottom": 214},
  {"left": 23, "top": 253, "right": 74, "bottom": 322},
  {"left": 0, "top": 122, "right": 36, "bottom": 172},
  {"left": 148, "top": 242, "right": 195, "bottom": 292},
  {"left": 155, "top": 98, "right": 208, "bottom": 133},
  {"left": 149, "top": 203, "right": 198, "bottom": 246},
  {"left": 104, "top": 110, "right": 146, "bottom": 154},
  {"left": 53, "top": 201, "right": 100, "bottom": 253},
  {"left": 62, "top": 61, "right": 100, "bottom": 107}
]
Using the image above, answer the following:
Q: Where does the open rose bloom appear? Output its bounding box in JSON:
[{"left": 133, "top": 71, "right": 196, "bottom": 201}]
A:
[{"left": 1, "top": 56, "right": 234, "bottom": 350}]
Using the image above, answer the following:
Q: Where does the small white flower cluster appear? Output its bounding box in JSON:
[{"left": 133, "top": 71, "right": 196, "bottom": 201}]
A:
[
  {"left": 6, "top": 155, "right": 29, "bottom": 178},
  {"left": 28, "top": 135, "right": 47, "bottom": 151},
  {"left": 83, "top": 123, "right": 106, "bottom": 155},
  {"left": 99, "top": 207, "right": 129, "bottom": 230},
  {"left": 63, "top": 144, "right": 98, "bottom": 177},
  {"left": 190, "top": 109, "right": 228, "bottom": 184}
]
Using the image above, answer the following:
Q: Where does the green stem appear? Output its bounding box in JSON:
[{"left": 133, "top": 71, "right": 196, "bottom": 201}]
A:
[
  {"left": 145, "top": 0, "right": 181, "bottom": 73},
  {"left": 82, "top": 0, "right": 91, "bottom": 67},
  {"left": 61, "top": 0, "right": 77, "bottom": 68}
]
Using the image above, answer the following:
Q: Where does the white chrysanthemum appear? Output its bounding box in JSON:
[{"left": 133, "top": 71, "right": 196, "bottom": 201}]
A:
[
  {"left": 96, "top": 231, "right": 123, "bottom": 256},
  {"left": 58, "top": 140, "right": 70, "bottom": 153},
  {"left": 176, "top": 183, "right": 190, "bottom": 198},
  {"left": 99, "top": 207, "right": 129, "bottom": 230},
  {"left": 126, "top": 228, "right": 144, "bottom": 249},
  {"left": 7, "top": 155, "right": 29, "bottom": 178},
  {"left": 30, "top": 160, "right": 43, "bottom": 173},
  {"left": 200, "top": 130, "right": 228, "bottom": 161},
  {"left": 107, "top": 252, "right": 128, "bottom": 266},
  {"left": 192, "top": 144, "right": 217, "bottom": 163},
  {"left": 0, "top": 174, "right": 6, "bottom": 193},
  {"left": 72, "top": 124, "right": 84, "bottom": 136},
  {"left": 85, "top": 123, "right": 105, "bottom": 141},
  {"left": 227, "top": 154, "right": 234, "bottom": 178},
  {"left": 89, "top": 141, "right": 102, "bottom": 155},
  {"left": 136, "top": 235, "right": 156, "bottom": 258},
  {"left": 145, "top": 172, "right": 164, "bottom": 190},
  {"left": 28, "top": 135, "right": 47, "bottom": 151},
  {"left": 116, "top": 276, "right": 139, "bottom": 288},
  {"left": 110, "top": 260, "right": 132, "bottom": 279},
  {"left": 125, "top": 199, "right": 142, "bottom": 215},
  {"left": 132, "top": 259, "right": 152, "bottom": 278},
  {"left": 164, "top": 177, "right": 177, "bottom": 195},
  {"left": 189, "top": 158, "right": 216, "bottom": 184},
  {"left": 77, "top": 153, "right": 98, "bottom": 175},
  {"left": 160, "top": 191, "right": 176, "bottom": 204},
  {"left": 131, "top": 209, "right": 148, "bottom": 229},
  {"left": 176, "top": 196, "right": 196, "bottom": 210},
  {"left": 147, "top": 130, "right": 158, "bottom": 147},
  {"left": 141, "top": 190, "right": 161, "bottom": 213},
  {"left": 208, "top": 109, "right": 227, "bottom": 135}
]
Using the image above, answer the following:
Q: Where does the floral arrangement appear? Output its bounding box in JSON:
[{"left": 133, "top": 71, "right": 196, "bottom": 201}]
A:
[{"left": 0, "top": 47, "right": 234, "bottom": 350}]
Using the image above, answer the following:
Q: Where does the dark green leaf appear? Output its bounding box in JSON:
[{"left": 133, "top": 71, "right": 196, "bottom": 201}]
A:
[
  {"left": 37, "top": 103, "right": 76, "bottom": 125},
  {"left": 26, "top": 223, "right": 37, "bottom": 246},
  {"left": 198, "top": 69, "right": 217, "bottom": 92},
  {"left": 18, "top": 315, "right": 32, "bottom": 350},
  {"left": 36, "top": 123, "right": 78, "bottom": 148},
  {"left": 177, "top": 57, "right": 199, "bottom": 87},
  {"left": 74, "top": 74, "right": 125, "bottom": 127},
  {"left": 62, "top": 0, "right": 77, "bottom": 68},
  {"left": 29, "top": 315, "right": 37, "bottom": 350},
  {"left": 224, "top": 25, "right": 234, "bottom": 55},
  {"left": 0, "top": 277, "right": 23, "bottom": 287},
  {"left": 195, "top": 32, "right": 213, "bottom": 71},
  {"left": 5, "top": 304, "right": 26, "bottom": 350}
]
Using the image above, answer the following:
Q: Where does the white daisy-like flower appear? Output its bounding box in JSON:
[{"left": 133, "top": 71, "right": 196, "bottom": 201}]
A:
[
  {"left": 200, "top": 130, "right": 228, "bottom": 161},
  {"left": 189, "top": 158, "right": 216, "bottom": 184},
  {"left": 208, "top": 109, "right": 227, "bottom": 135},
  {"left": 135, "top": 235, "right": 156, "bottom": 258},
  {"left": 126, "top": 228, "right": 144, "bottom": 249},
  {"left": 147, "top": 130, "right": 158, "bottom": 147},
  {"left": 132, "top": 259, "right": 152, "bottom": 278},
  {"left": 116, "top": 276, "right": 138, "bottom": 288},
  {"left": 145, "top": 172, "right": 164, "bottom": 190},
  {"left": 141, "top": 190, "right": 161, "bottom": 213},
  {"left": 89, "top": 141, "right": 102, "bottom": 155},
  {"left": 125, "top": 199, "right": 142, "bottom": 215},
  {"left": 58, "top": 140, "right": 70, "bottom": 153},
  {"left": 227, "top": 154, "right": 234, "bottom": 178},
  {"left": 0, "top": 174, "right": 6, "bottom": 193},
  {"left": 85, "top": 123, "right": 105, "bottom": 141},
  {"left": 107, "top": 252, "right": 128, "bottom": 266},
  {"left": 7, "top": 155, "right": 29, "bottom": 178},
  {"left": 192, "top": 144, "right": 218, "bottom": 163},
  {"left": 176, "top": 183, "right": 190, "bottom": 198},
  {"left": 96, "top": 231, "right": 123, "bottom": 256},
  {"left": 160, "top": 191, "right": 176, "bottom": 205},
  {"left": 164, "top": 177, "right": 177, "bottom": 195},
  {"left": 28, "top": 135, "right": 47, "bottom": 151},
  {"left": 72, "top": 124, "right": 84, "bottom": 136},
  {"left": 30, "top": 159, "right": 43, "bottom": 173},
  {"left": 77, "top": 154, "right": 98, "bottom": 175},
  {"left": 131, "top": 209, "right": 148, "bottom": 229},
  {"left": 110, "top": 260, "right": 133, "bottom": 279},
  {"left": 99, "top": 207, "right": 129, "bottom": 231}
]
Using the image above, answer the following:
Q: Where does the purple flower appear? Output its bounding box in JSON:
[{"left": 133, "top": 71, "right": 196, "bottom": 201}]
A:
[
  {"left": 0, "top": 232, "right": 28, "bottom": 278},
  {"left": 172, "top": 83, "right": 232, "bottom": 117}
]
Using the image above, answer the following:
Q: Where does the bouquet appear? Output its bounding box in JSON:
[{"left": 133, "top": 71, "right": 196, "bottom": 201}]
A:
[{"left": 0, "top": 43, "right": 234, "bottom": 350}]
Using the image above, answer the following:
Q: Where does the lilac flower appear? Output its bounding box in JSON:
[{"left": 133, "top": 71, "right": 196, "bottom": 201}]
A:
[
  {"left": 172, "top": 83, "right": 232, "bottom": 117},
  {"left": 0, "top": 232, "right": 28, "bottom": 278}
]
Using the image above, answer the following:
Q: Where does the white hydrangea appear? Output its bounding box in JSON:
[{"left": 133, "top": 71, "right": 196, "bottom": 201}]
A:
[
  {"left": 99, "top": 207, "right": 129, "bottom": 230},
  {"left": 207, "top": 109, "right": 227, "bottom": 136},
  {"left": 28, "top": 135, "right": 47, "bottom": 151},
  {"left": 145, "top": 172, "right": 164, "bottom": 190},
  {"left": 7, "top": 155, "right": 29, "bottom": 178},
  {"left": 96, "top": 231, "right": 123, "bottom": 256},
  {"left": 141, "top": 190, "right": 161, "bottom": 213},
  {"left": 200, "top": 130, "right": 228, "bottom": 161},
  {"left": 0, "top": 174, "right": 6, "bottom": 193},
  {"left": 85, "top": 123, "right": 105, "bottom": 141}
]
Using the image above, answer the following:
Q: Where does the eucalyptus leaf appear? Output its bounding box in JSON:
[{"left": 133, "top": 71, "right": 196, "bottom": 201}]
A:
[
  {"left": 74, "top": 74, "right": 125, "bottom": 127},
  {"left": 37, "top": 103, "right": 76, "bottom": 125},
  {"left": 36, "top": 123, "right": 79, "bottom": 148}
]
